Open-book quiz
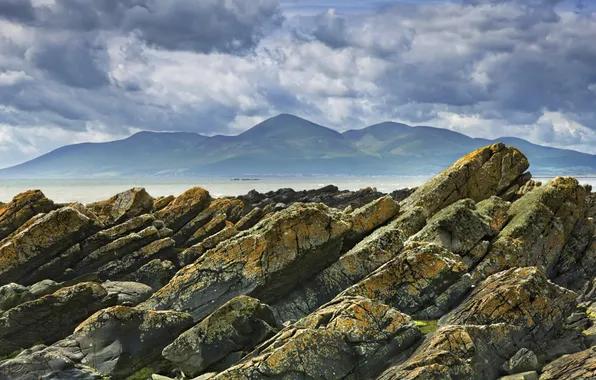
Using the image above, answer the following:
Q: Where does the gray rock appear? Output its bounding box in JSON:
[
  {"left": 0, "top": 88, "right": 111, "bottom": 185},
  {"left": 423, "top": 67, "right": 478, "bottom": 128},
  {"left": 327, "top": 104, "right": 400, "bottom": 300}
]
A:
[
  {"left": 499, "top": 372, "right": 538, "bottom": 380},
  {"left": 101, "top": 281, "right": 154, "bottom": 306},
  {"left": 504, "top": 348, "right": 540, "bottom": 374},
  {"left": 122, "top": 259, "right": 177, "bottom": 291},
  {"left": 0, "top": 283, "right": 34, "bottom": 312}
]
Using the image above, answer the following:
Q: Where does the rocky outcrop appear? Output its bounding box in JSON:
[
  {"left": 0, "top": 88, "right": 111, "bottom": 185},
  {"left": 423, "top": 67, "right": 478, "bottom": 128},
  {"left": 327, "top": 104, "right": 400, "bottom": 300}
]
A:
[
  {"left": 101, "top": 281, "right": 154, "bottom": 306},
  {"left": 87, "top": 188, "right": 153, "bottom": 226},
  {"left": 141, "top": 203, "right": 352, "bottom": 321},
  {"left": 0, "top": 207, "right": 101, "bottom": 285},
  {"left": 153, "top": 195, "right": 175, "bottom": 212},
  {"left": 162, "top": 296, "right": 280, "bottom": 377},
  {"left": 121, "top": 259, "right": 177, "bottom": 291},
  {"left": 0, "top": 282, "right": 114, "bottom": 357},
  {"left": 0, "top": 190, "right": 56, "bottom": 242},
  {"left": 539, "top": 346, "right": 596, "bottom": 379},
  {"left": 155, "top": 187, "right": 211, "bottom": 233},
  {"left": 215, "top": 296, "right": 421, "bottom": 380},
  {"left": 0, "top": 283, "right": 34, "bottom": 312},
  {"left": 73, "top": 306, "right": 193, "bottom": 378}
]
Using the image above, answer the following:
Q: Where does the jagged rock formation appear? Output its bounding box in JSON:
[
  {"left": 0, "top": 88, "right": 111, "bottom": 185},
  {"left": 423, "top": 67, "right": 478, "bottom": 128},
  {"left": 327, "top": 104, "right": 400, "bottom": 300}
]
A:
[{"left": 2, "top": 143, "right": 596, "bottom": 380}]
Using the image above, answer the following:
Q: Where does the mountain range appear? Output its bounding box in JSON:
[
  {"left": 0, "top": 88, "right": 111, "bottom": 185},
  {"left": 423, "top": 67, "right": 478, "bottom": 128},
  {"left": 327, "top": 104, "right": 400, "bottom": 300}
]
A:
[{"left": 1, "top": 113, "right": 595, "bottom": 178}]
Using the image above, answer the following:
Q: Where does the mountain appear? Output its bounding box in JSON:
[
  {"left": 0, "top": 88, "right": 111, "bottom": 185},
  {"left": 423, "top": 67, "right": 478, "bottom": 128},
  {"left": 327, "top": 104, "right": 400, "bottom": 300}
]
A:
[{"left": 1, "top": 115, "right": 595, "bottom": 177}]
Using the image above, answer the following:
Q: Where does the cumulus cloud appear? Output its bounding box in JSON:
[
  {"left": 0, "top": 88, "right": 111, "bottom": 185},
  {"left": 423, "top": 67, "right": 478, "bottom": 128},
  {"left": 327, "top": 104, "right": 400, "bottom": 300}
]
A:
[{"left": 0, "top": 0, "right": 595, "bottom": 166}]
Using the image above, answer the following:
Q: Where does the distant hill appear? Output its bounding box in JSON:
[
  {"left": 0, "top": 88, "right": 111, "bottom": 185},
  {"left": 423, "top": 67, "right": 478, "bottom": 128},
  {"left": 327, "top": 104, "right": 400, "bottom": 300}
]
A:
[{"left": 1, "top": 114, "right": 595, "bottom": 178}]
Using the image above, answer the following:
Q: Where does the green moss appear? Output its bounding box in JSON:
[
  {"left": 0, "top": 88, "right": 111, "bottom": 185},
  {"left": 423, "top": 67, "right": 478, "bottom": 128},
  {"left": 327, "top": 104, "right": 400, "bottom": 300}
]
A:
[
  {"left": 125, "top": 367, "right": 154, "bottom": 380},
  {"left": 0, "top": 348, "right": 24, "bottom": 361},
  {"left": 415, "top": 320, "right": 440, "bottom": 335}
]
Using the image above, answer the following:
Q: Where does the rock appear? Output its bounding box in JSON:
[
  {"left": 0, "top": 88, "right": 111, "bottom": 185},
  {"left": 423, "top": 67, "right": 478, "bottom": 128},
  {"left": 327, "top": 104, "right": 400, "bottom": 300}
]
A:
[
  {"left": 442, "top": 267, "right": 577, "bottom": 356},
  {"left": 472, "top": 177, "right": 589, "bottom": 283},
  {"left": 345, "top": 195, "right": 400, "bottom": 247},
  {"left": 101, "top": 281, "right": 154, "bottom": 306},
  {"left": 340, "top": 242, "right": 471, "bottom": 319},
  {"left": 155, "top": 187, "right": 212, "bottom": 233},
  {"left": 400, "top": 143, "right": 529, "bottom": 216},
  {"left": 87, "top": 188, "right": 153, "bottom": 227},
  {"left": 172, "top": 198, "right": 245, "bottom": 247},
  {"left": 378, "top": 324, "right": 524, "bottom": 380},
  {"left": 0, "top": 207, "right": 101, "bottom": 285},
  {"left": 177, "top": 226, "right": 240, "bottom": 267},
  {"left": 234, "top": 207, "right": 265, "bottom": 231},
  {"left": 0, "top": 282, "right": 115, "bottom": 356},
  {"left": 0, "top": 339, "right": 105, "bottom": 380},
  {"left": 153, "top": 195, "right": 175, "bottom": 212},
  {"left": 0, "top": 283, "right": 34, "bottom": 311},
  {"left": 73, "top": 306, "right": 193, "bottom": 378},
  {"left": 503, "top": 348, "right": 540, "bottom": 374},
  {"left": 539, "top": 346, "right": 596, "bottom": 380},
  {"left": 163, "top": 296, "right": 280, "bottom": 377},
  {"left": 499, "top": 372, "right": 539, "bottom": 380},
  {"left": 27, "top": 279, "right": 61, "bottom": 298},
  {"left": 122, "top": 259, "right": 177, "bottom": 291},
  {"left": 0, "top": 190, "right": 56, "bottom": 242},
  {"left": 79, "top": 214, "right": 157, "bottom": 254},
  {"left": 390, "top": 187, "right": 417, "bottom": 203},
  {"left": 214, "top": 296, "right": 421, "bottom": 380},
  {"left": 140, "top": 203, "right": 352, "bottom": 321}
]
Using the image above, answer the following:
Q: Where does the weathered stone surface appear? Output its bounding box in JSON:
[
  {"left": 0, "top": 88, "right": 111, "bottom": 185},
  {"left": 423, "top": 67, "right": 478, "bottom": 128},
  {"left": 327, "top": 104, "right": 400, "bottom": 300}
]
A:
[
  {"left": 345, "top": 195, "right": 400, "bottom": 247},
  {"left": 122, "top": 259, "right": 177, "bottom": 291},
  {"left": 0, "top": 339, "right": 104, "bottom": 380},
  {"left": 28, "top": 279, "right": 61, "bottom": 298},
  {"left": 472, "top": 177, "right": 589, "bottom": 283},
  {"left": 141, "top": 203, "right": 351, "bottom": 321},
  {"left": 0, "top": 207, "right": 101, "bottom": 285},
  {"left": 87, "top": 188, "right": 154, "bottom": 226},
  {"left": 500, "top": 372, "right": 539, "bottom": 380},
  {"left": 0, "top": 190, "right": 56, "bottom": 242},
  {"left": 155, "top": 187, "right": 211, "bottom": 233},
  {"left": 503, "top": 348, "right": 540, "bottom": 375},
  {"left": 341, "top": 242, "right": 471, "bottom": 319},
  {"left": 73, "top": 306, "right": 193, "bottom": 378},
  {"left": 0, "top": 282, "right": 114, "bottom": 356},
  {"left": 101, "top": 281, "right": 154, "bottom": 306},
  {"left": 378, "top": 324, "right": 524, "bottom": 380},
  {"left": 163, "top": 296, "right": 280, "bottom": 377},
  {"left": 79, "top": 214, "right": 156, "bottom": 255},
  {"left": 177, "top": 226, "right": 240, "bottom": 267},
  {"left": 0, "top": 283, "right": 34, "bottom": 311},
  {"left": 172, "top": 198, "right": 245, "bottom": 247},
  {"left": 442, "top": 267, "right": 577, "bottom": 355},
  {"left": 539, "top": 346, "right": 596, "bottom": 380},
  {"left": 153, "top": 195, "right": 175, "bottom": 212},
  {"left": 215, "top": 296, "right": 421, "bottom": 380},
  {"left": 400, "top": 143, "right": 529, "bottom": 216},
  {"left": 235, "top": 207, "right": 265, "bottom": 231}
]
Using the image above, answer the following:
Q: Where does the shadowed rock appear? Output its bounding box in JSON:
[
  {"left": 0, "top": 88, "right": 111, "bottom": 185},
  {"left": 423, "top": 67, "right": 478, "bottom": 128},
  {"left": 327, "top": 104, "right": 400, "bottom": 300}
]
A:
[
  {"left": 155, "top": 187, "right": 212, "bottom": 233},
  {"left": 539, "top": 346, "right": 596, "bottom": 380},
  {"left": 215, "top": 296, "right": 421, "bottom": 380},
  {"left": 122, "top": 259, "right": 177, "bottom": 291},
  {"left": 87, "top": 188, "right": 154, "bottom": 226},
  {"left": 163, "top": 296, "right": 280, "bottom": 377},
  {"left": 73, "top": 306, "right": 193, "bottom": 378}
]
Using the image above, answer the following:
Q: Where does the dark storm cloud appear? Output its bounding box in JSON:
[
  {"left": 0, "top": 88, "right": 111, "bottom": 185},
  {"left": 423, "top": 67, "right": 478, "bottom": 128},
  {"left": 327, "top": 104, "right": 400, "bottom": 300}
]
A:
[{"left": 0, "top": 0, "right": 283, "bottom": 54}]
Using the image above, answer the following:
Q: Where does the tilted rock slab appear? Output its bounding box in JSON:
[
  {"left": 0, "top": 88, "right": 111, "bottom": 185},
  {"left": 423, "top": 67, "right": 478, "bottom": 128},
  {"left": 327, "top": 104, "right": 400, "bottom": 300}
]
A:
[
  {"left": 163, "top": 296, "right": 280, "bottom": 377},
  {"left": 0, "top": 190, "right": 56, "bottom": 242},
  {"left": 539, "top": 346, "right": 596, "bottom": 380},
  {"left": 154, "top": 187, "right": 212, "bottom": 234},
  {"left": 87, "top": 187, "right": 154, "bottom": 226},
  {"left": 140, "top": 203, "right": 352, "bottom": 321},
  {"left": 0, "top": 207, "right": 101, "bottom": 285},
  {"left": 214, "top": 296, "right": 421, "bottom": 380}
]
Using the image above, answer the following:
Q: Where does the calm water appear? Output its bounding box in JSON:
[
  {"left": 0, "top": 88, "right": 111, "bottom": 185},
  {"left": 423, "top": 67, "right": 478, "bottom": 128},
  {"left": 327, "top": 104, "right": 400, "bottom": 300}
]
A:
[{"left": 0, "top": 176, "right": 593, "bottom": 204}]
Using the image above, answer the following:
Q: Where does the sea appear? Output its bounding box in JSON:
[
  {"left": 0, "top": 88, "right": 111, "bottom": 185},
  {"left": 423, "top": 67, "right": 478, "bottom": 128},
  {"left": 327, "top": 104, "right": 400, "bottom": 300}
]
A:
[{"left": 0, "top": 176, "right": 594, "bottom": 204}]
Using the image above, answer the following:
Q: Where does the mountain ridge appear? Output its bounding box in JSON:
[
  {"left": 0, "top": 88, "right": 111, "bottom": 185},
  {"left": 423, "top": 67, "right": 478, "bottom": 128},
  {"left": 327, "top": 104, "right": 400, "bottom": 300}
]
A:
[{"left": 1, "top": 114, "right": 595, "bottom": 178}]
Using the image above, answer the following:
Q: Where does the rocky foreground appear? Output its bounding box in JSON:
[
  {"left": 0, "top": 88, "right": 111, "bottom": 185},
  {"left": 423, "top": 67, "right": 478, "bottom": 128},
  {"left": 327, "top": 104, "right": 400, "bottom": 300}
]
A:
[{"left": 0, "top": 143, "right": 595, "bottom": 380}]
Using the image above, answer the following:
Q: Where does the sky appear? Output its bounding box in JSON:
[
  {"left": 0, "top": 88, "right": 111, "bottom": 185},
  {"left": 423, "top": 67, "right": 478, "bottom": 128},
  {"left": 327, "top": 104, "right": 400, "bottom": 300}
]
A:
[{"left": 0, "top": 0, "right": 595, "bottom": 167}]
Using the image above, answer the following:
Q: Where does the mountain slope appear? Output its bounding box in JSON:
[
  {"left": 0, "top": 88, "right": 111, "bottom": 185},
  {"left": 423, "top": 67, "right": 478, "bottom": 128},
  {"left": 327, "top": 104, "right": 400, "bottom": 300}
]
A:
[{"left": 1, "top": 115, "right": 595, "bottom": 177}]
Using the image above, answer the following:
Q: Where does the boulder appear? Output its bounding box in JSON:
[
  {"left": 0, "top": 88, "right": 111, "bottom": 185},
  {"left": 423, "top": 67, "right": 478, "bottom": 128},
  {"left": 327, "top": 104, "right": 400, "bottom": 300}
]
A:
[
  {"left": 442, "top": 267, "right": 577, "bottom": 356},
  {"left": 140, "top": 203, "right": 352, "bottom": 321},
  {"left": 503, "top": 348, "right": 540, "bottom": 374},
  {"left": 153, "top": 195, "right": 175, "bottom": 212},
  {"left": 87, "top": 188, "right": 154, "bottom": 226},
  {"left": 344, "top": 195, "right": 400, "bottom": 247},
  {"left": 0, "top": 283, "right": 34, "bottom": 312},
  {"left": 27, "top": 279, "right": 62, "bottom": 298},
  {"left": 73, "top": 306, "right": 193, "bottom": 378},
  {"left": 472, "top": 177, "right": 589, "bottom": 283},
  {"left": 0, "top": 207, "right": 101, "bottom": 285},
  {"left": 400, "top": 143, "right": 529, "bottom": 216},
  {"left": 341, "top": 242, "right": 471, "bottom": 319},
  {"left": 0, "top": 339, "right": 104, "bottom": 380},
  {"left": 0, "top": 282, "right": 114, "bottom": 356},
  {"left": 163, "top": 296, "right": 280, "bottom": 376},
  {"left": 101, "top": 281, "right": 154, "bottom": 306},
  {"left": 214, "top": 296, "right": 421, "bottom": 380},
  {"left": 234, "top": 207, "right": 265, "bottom": 231},
  {"left": 122, "top": 259, "right": 177, "bottom": 291},
  {"left": 378, "top": 324, "right": 524, "bottom": 380},
  {"left": 0, "top": 190, "right": 56, "bottom": 242},
  {"left": 539, "top": 346, "right": 596, "bottom": 380},
  {"left": 155, "top": 187, "right": 211, "bottom": 233},
  {"left": 177, "top": 226, "right": 240, "bottom": 267}
]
